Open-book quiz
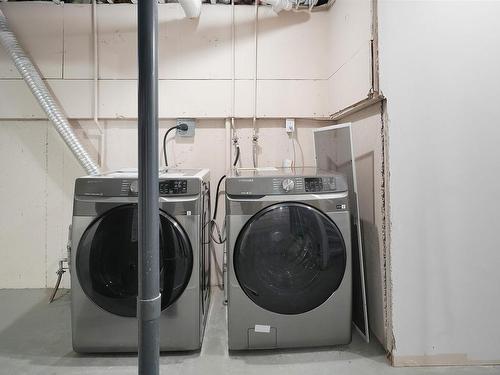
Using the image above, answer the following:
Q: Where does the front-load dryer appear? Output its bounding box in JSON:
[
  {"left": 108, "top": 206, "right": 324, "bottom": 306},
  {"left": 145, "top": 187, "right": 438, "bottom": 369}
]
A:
[
  {"left": 70, "top": 169, "right": 211, "bottom": 352},
  {"left": 225, "top": 167, "right": 352, "bottom": 350}
]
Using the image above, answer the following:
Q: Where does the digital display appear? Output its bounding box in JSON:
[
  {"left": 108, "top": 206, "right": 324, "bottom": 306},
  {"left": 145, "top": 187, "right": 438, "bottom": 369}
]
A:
[
  {"left": 304, "top": 178, "right": 323, "bottom": 192},
  {"left": 159, "top": 180, "right": 187, "bottom": 195}
]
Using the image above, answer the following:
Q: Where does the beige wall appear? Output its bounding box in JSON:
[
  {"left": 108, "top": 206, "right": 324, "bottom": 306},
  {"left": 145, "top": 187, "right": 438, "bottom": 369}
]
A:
[
  {"left": 0, "top": 121, "right": 83, "bottom": 288},
  {"left": 0, "top": 118, "right": 322, "bottom": 288},
  {"left": 105, "top": 118, "right": 322, "bottom": 287},
  {"left": 0, "top": 0, "right": 376, "bottom": 289},
  {"left": 0, "top": 1, "right": 374, "bottom": 119},
  {"left": 339, "top": 104, "right": 387, "bottom": 348}
]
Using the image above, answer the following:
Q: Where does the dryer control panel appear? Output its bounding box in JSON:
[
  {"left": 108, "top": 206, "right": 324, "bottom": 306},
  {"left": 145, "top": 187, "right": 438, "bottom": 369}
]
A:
[
  {"left": 159, "top": 180, "right": 188, "bottom": 195},
  {"left": 75, "top": 178, "right": 198, "bottom": 197},
  {"left": 226, "top": 168, "right": 348, "bottom": 196},
  {"left": 304, "top": 177, "right": 336, "bottom": 192},
  {"left": 124, "top": 179, "right": 190, "bottom": 196}
]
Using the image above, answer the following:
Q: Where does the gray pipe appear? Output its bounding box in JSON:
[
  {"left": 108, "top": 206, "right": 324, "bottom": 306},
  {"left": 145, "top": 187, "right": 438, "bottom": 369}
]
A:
[
  {"left": 137, "top": 0, "right": 160, "bottom": 374},
  {"left": 0, "top": 10, "right": 100, "bottom": 176}
]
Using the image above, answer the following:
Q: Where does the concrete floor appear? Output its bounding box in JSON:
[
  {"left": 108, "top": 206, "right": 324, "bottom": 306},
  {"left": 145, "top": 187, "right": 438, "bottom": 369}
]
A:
[{"left": 0, "top": 289, "right": 498, "bottom": 375}]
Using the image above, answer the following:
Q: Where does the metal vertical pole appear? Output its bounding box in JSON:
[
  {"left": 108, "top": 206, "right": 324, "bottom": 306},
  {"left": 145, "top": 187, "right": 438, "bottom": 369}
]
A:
[{"left": 137, "top": 0, "right": 160, "bottom": 374}]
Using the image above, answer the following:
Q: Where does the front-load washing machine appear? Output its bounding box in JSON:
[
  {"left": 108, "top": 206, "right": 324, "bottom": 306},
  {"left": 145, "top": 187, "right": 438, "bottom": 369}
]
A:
[
  {"left": 225, "top": 167, "right": 352, "bottom": 350},
  {"left": 70, "top": 169, "right": 211, "bottom": 352}
]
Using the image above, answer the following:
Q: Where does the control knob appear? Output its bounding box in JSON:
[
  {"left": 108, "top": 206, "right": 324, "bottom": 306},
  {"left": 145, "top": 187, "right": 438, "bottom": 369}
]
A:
[
  {"left": 282, "top": 178, "right": 295, "bottom": 192},
  {"left": 129, "top": 181, "right": 139, "bottom": 194}
]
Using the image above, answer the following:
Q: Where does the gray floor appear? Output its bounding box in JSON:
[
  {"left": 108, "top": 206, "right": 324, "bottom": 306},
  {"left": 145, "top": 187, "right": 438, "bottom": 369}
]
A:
[{"left": 0, "top": 289, "right": 498, "bottom": 375}]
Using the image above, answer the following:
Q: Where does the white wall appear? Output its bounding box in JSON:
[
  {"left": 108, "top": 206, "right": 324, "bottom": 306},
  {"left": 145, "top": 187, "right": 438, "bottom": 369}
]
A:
[{"left": 378, "top": 0, "right": 500, "bottom": 365}]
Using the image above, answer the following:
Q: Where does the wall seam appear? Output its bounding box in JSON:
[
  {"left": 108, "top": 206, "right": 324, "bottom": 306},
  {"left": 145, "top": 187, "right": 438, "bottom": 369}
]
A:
[
  {"left": 61, "top": 141, "right": 65, "bottom": 286},
  {"left": 326, "top": 43, "right": 367, "bottom": 81},
  {"left": 370, "top": 0, "right": 380, "bottom": 94},
  {"left": 380, "top": 99, "right": 395, "bottom": 359},
  {"left": 44, "top": 123, "right": 49, "bottom": 288},
  {"left": 61, "top": 3, "right": 65, "bottom": 80}
]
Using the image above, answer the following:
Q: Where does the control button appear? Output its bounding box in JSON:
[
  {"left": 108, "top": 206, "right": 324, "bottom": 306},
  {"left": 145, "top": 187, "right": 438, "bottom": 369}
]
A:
[
  {"left": 129, "top": 181, "right": 139, "bottom": 194},
  {"left": 282, "top": 178, "right": 295, "bottom": 192},
  {"left": 159, "top": 180, "right": 188, "bottom": 195}
]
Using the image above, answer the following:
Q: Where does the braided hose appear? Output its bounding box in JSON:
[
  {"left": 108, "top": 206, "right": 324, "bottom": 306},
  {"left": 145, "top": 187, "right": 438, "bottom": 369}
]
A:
[{"left": 0, "top": 10, "right": 100, "bottom": 175}]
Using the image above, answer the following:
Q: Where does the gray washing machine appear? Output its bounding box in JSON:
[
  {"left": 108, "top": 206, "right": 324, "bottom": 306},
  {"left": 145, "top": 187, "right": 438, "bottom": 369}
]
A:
[
  {"left": 225, "top": 167, "right": 352, "bottom": 350},
  {"left": 70, "top": 169, "right": 211, "bottom": 353}
]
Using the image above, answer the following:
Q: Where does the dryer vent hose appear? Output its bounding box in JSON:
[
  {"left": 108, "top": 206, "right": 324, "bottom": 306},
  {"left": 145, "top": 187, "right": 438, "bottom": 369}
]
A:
[{"left": 0, "top": 11, "right": 100, "bottom": 176}]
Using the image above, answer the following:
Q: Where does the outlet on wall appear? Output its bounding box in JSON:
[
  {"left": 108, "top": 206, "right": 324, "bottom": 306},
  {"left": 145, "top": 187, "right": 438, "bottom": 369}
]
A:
[
  {"left": 285, "top": 118, "right": 295, "bottom": 133},
  {"left": 177, "top": 118, "right": 195, "bottom": 137}
]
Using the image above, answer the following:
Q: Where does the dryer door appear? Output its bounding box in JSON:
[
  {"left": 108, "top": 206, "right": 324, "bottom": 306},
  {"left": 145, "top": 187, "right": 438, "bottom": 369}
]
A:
[
  {"left": 234, "top": 202, "right": 346, "bottom": 315},
  {"left": 76, "top": 204, "right": 193, "bottom": 317}
]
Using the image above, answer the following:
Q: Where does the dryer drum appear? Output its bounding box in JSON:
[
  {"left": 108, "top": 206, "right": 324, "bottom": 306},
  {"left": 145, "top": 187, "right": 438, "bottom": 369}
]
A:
[
  {"left": 76, "top": 204, "right": 193, "bottom": 317},
  {"left": 234, "top": 202, "right": 346, "bottom": 315}
]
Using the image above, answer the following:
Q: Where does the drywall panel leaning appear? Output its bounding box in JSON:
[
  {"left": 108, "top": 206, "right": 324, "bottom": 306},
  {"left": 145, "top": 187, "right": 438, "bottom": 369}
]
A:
[{"left": 313, "top": 123, "right": 369, "bottom": 342}]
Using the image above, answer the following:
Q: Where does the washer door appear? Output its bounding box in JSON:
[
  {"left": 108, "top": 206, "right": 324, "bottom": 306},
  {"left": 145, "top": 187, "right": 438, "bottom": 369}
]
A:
[
  {"left": 76, "top": 204, "right": 192, "bottom": 317},
  {"left": 234, "top": 202, "right": 346, "bottom": 315}
]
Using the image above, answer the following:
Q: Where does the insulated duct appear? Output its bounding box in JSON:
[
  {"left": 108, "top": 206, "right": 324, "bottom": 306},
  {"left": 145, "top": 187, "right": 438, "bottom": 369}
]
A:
[
  {"left": 0, "top": 10, "right": 100, "bottom": 176},
  {"left": 261, "top": 0, "right": 293, "bottom": 12},
  {"left": 179, "top": 0, "right": 202, "bottom": 18},
  {"left": 261, "top": 0, "right": 320, "bottom": 13}
]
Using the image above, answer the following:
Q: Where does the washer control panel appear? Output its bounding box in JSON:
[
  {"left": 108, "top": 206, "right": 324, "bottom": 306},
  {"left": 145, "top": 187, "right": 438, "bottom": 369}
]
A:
[
  {"left": 270, "top": 176, "right": 337, "bottom": 194},
  {"left": 272, "top": 177, "right": 304, "bottom": 193}
]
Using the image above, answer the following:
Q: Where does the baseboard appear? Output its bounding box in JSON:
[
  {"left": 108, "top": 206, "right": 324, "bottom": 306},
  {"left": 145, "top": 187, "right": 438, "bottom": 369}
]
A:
[{"left": 391, "top": 352, "right": 500, "bottom": 367}]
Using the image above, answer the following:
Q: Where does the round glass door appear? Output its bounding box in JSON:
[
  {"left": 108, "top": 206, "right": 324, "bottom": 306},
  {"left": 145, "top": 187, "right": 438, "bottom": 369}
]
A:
[
  {"left": 76, "top": 204, "right": 192, "bottom": 317},
  {"left": 234, "top": 202, "right": 346, "bottom": 315}
]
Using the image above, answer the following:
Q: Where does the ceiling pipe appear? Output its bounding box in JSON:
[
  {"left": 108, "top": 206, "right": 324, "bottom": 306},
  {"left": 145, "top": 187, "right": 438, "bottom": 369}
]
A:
[
  {"left": 261, "top": 0, "right": 293, "bottom": 12},
  {"left": 178, "top": 0, "right": 202, "bottom": 18},
  {"left": 0, "top": 10, "right": 100, "bottom": 176},
  {"left": 261, "top": 0, "right": 319, "bottom": 13}
]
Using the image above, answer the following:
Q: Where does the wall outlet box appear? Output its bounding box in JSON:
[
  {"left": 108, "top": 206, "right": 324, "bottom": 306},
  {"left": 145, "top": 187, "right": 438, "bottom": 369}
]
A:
[
  {"left": 285, "top": 118, "right": 295, "bottom": 133},
  {"left": 177, "top": 118, "right": 195, "bottom": 137}
]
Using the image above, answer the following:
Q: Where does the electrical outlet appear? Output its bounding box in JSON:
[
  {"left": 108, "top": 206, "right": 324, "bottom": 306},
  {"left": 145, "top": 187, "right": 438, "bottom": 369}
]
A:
[
  {"left": 285, "top": 118, "right": 295, "bottom": 133},
  {"left": 177, "top": 118, "right": 195, "bottom": 137}
]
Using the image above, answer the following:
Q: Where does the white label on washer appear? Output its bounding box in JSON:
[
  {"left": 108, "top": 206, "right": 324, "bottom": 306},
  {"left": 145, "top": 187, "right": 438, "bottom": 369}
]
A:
[
  {"left": 254, "top": 324, "right": 271, "bottom": 333},
  {"left": 186, "top": 211, "right": 192, "bottom": 215}
]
